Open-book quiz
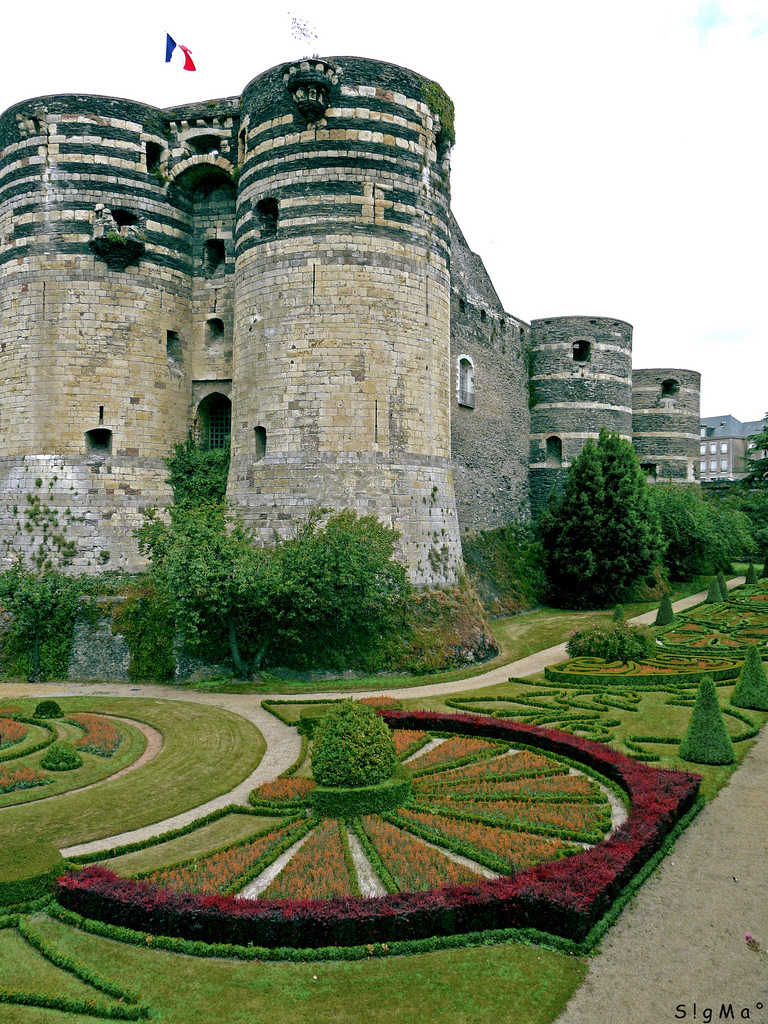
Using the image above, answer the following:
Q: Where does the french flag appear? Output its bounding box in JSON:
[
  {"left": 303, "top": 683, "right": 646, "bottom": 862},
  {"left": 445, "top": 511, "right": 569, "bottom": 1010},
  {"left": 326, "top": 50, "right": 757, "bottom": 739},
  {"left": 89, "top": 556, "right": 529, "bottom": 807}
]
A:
[{"left": 165, "top": 34, "right": 196, "bottom": 71}]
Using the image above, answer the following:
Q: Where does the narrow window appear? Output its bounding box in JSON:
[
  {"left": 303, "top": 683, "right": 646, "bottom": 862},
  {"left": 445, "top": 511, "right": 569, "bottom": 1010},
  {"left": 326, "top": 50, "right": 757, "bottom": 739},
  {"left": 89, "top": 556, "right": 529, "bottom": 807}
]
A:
[
  {"left": 720, "top": 441, "right": 727, "bottom": 454},
  {"left": 640, "top": 463, "right": 657, "bottom": 482},
  {"left": 166, "top": 330, "right": 183, "bottom": 365},
  {"left": 205, "top": 318, "right": 224, "bottom": 345},
  {"left": 710, "top": 459, "right": 717, "bottom": 472},
  {"left": 238, "top": 127, "right": 247, "bottom": 164},
  {"left": 256, "top": 197, "right": 279, "bottom": 238},
  {"left": 458, "top": 357, "right": 475, "bottom": 408},
  {"left": 572, "top": 339, "right": 590, "bottom": 362},
  {"left": 196, "top": 393, "right": 232, "bottom": 450},
  {"left": 98, "top": 406, "right": 104, "bottom": 424},
  {"left": 661, "top": 378, "right": 679, "bottom": 397},
  {"left": 85, "top": 428, "right": 112, "bottom": 453},
  {"left": 203, "top": 239, "right": 226, "bottom": 277},
  {"left": 545, "top": 436, "right": 563, "bottom": 466},
  {"left": 146, "top": 142, "right": 163, "bottom": 173},
  {"left": 254, "top": 425, "right": 267, "bottom": 461},
  {"left": 111, "top": 209, "right": 138, "bottom": 229},
  {"left": 700, "top": 460, "right": 706, "bottom": 473},
  {"left": 188, "top": 134, "right": 221, "bottom": 155}
]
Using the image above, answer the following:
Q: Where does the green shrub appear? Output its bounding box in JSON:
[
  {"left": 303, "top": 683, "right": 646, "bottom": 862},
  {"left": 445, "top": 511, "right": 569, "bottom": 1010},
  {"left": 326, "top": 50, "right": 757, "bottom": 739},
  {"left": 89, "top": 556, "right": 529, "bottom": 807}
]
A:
[
  {"left": 309, "top": 763, "right": 412, "bottom": 817},
  {"left": 612, "top": 605, "right": 624, "bottom": 623},
  {"left": 761, "top": 556, "right": 768, "bottom": 580},
  {"left": 746, "top": 562, "right": 759, "bottom": 585},
  {"left": 679, "top": 676, "right": 735, "bottom": 765},
  {"left": 565, "top": 621, "right": 654, "bottom": 665},
  {"left": 705, "top": 578, "right": 722, "bottom": 604},
  {"left": 731, "top": 646, "right": 768, "bottom": 712},
  {"left": 40, "top": 741, "right": 82, "bottom": 771},
  {"left": 33, "top": 700, "right": 61, "bottom": 719},
  {"left": 717, "top": 571, "right": 729, "bottom": 601},
  {"left": 312, "top": 700, "right": 397, "bottom": 787},
  {"left": 654, "top": 593, "right": 674, "bottom": 626}
]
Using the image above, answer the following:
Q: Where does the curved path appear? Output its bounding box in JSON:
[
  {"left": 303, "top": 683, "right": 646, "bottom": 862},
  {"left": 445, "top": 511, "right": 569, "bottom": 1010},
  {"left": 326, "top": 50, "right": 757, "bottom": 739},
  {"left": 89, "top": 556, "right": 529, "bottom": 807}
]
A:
[{"left": 2, "top": 578, "right": 766, "bottom": 1023}]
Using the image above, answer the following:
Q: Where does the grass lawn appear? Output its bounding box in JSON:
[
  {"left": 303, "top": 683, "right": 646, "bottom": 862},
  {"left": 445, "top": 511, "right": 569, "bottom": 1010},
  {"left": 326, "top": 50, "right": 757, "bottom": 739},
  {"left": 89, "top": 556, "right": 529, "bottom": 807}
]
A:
[
  {"left": 0, "top": 916, "right": 587, "bottom": 1024},
  {"left": 0, "top": 697, "right": 265, "bottom": 876}
]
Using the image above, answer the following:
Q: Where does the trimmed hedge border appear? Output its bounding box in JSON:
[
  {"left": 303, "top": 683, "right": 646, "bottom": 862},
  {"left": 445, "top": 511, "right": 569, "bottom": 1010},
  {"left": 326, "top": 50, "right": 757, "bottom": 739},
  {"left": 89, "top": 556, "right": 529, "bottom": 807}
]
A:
[
  {"left": 544, "top": 662, "right": 741, "bottom": 687},
  {"left": 309, "top": 764, "right": 412, "bottom": 818},
  {"left": 56, "top": 711, "right": 700, "bottom": 948},
  {"left": 0, "top": 716, "right": 55, "bottom": 764}
]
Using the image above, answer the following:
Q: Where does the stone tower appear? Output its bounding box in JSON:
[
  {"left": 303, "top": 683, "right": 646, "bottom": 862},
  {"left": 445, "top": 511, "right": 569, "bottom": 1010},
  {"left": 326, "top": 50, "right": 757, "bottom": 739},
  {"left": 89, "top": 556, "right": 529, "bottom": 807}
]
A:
[
  {"left": 228, "top": 58, "right": 461, "bottom": 585},
  {"left": 632, "top": 368, "right": 701, "bottom": 483},
  {"left": 528, "top": 315, "right": 633, "bottom": 514}
]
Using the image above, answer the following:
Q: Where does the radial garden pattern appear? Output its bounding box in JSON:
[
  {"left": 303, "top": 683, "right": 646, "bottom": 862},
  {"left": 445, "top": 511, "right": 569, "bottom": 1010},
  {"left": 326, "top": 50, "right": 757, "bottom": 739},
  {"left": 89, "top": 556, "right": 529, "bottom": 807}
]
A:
[{"left": 128, "top": 731, "right": 612, "bottom": 899}]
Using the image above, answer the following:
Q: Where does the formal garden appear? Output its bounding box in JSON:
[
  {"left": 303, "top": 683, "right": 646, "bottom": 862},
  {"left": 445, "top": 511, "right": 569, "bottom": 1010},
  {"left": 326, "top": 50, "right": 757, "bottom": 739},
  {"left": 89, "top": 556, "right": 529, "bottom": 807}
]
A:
[{"left": 0, "top": 570, "right": 766, "bottom": 1021}]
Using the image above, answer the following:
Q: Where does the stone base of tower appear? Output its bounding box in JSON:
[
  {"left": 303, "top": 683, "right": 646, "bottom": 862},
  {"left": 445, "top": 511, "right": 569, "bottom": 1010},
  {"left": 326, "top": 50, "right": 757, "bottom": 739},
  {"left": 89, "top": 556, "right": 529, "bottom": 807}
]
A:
[
  {"left": 0, "top": 455, "right": 172, "bottom": 574},
  {"left": 228, "top": 451, "right": 462, "bottom": 588}
]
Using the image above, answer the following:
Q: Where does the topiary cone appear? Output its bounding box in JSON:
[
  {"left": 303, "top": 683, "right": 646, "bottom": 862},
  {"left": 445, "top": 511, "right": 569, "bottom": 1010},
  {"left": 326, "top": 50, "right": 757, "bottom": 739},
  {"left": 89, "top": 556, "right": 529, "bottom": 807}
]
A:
[
  {"left": 705, "top": 578, "right": 722, "bottom": 604},
  {"left": 760, "top": 555, "right": 768, "bottom": 579},
  {"left": 612, "top": 604, "right": 624, "bottom": 623},
  {"left": 745, "top": 562, "right": 758, "bottom": 585},
  {"left": 717, "top": 571, "right": 729, "bottom": 601},
  {"left": 655, "top": 593, "right": 674, "bottom": 626},
  {"left": 731, "top": 646, "right": 768, "bottom": 712},
  {"left": 679, "top": 676, "right": 735, "bottom": 765}
]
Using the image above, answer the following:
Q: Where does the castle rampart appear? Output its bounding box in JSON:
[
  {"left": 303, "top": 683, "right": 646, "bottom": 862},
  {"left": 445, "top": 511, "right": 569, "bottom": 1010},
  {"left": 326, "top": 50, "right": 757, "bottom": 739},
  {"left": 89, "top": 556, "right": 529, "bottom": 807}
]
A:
[{"left": 632, "top": 368, "right": 701, "bottom": 483}]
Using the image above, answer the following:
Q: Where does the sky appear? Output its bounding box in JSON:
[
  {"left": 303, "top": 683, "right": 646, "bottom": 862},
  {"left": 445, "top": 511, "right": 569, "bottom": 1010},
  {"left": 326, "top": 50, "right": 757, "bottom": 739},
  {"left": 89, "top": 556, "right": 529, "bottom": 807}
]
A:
[{"left": 1, "top": 0, "right": 765, "bottom": 420}]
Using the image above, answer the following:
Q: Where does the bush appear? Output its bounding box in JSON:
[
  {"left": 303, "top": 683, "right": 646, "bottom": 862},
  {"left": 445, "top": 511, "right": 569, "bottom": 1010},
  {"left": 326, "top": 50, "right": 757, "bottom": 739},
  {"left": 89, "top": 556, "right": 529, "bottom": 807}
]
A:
[
  {"left": 612, "top": 605, "right": 624, "bottom": 623},
  {"left": 655, "top": 593, "right": 674, "bottom": 626},
  {"left": 34, "top": 700, "right": 62, "bottom": 719},
  {"left": 312, "top": 701, "right": 396, "bottom": 787},
  {"left": 731, "top": 646, "right": 768, "bottom": 712},
  {"left": 40, "top": 741, "right": 82, "bottom": 772},
  {"left": 717, "top": 571, "right": 729, "bottom": 601},
  {"left": 746, "top": 562, "right": 759, "bottom": 585},
  {"left": 565, "top": 622, "right": 654, "bottom": 665},
  {"left": 309, "top": 763, "right": 412, "bottom": 817},
  {"left": 705, "top": 578, "right": 722, "bottom": 604},
  {"left": 679, "top": 676, "right": 735, "bottom": 765}
]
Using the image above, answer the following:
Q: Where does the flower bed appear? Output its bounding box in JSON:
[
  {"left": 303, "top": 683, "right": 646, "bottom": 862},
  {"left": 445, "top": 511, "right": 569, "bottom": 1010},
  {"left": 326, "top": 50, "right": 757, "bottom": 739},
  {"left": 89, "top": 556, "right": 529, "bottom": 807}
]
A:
[
  {"left": 251, "top": 777, "right": 316, "bottom": 804},
  {"left": 358, "top": 815, "right": 481, "bottom": 890},
  {"left": 407, "top": 735, "right": 506, "bottom": 772},
  {"left": 545, "top": 653, "right": 741, "bottom": 686},
  {"left": 65, "top": 714, "right": 121, "bottom": 757},
  {"left": 259, "top": 820, "right": 356, "bottom": 900},
  {"left": 56, "top": 711, "right": 700, "bottom": 947},
  {"left": 0, "top": 765, "right": 48, "bottom": 795},
  {"left": 393, "top": 729, "right": 429, "bottom": 758},
  {"left": 0, "top": 718, "right": 28, "bottom": 750}
]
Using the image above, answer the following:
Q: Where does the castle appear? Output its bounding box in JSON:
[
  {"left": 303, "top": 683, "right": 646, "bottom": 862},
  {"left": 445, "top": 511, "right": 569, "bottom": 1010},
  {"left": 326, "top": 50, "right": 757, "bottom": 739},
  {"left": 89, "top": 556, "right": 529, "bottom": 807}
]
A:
[{"left": 0, "top": 57, "right": 701, "bottom": 585}]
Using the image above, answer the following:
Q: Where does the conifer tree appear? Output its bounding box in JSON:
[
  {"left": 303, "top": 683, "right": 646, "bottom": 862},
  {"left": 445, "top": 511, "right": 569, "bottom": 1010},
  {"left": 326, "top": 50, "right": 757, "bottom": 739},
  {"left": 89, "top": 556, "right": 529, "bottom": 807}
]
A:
[
  {"left": 717, "top": 570, "right": 729, "bottom": 601},
  {"left": 731, "top": 646, "right": 768, "bottom": 712},
  {"left": 679, "top": 676, "right": 735, "bottom": 765},
  {"left": 538, "top": 429, "right": 663, "bottom": 609},
  {"left": 655, "top": 593, "right": 674, "bottom": 626},
  {"left": 746, "top": 562, "right": 758, "bottom": 585},
  {"left": 705, "top": 577, "right": 722, "bottom": 604},
  {"left": 612, "top": 604, "right": 624, "bottom": 622}
]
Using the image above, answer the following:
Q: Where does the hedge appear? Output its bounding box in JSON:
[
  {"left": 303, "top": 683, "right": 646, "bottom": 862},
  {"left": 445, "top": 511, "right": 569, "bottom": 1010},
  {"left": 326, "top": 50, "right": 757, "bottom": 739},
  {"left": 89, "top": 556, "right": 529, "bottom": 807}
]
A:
[
  {"left": 56, "top": 711, "right": 700, "bottom": 947},
  {"left": 309, "top": 764, "right": 412, "bottom": 817}
]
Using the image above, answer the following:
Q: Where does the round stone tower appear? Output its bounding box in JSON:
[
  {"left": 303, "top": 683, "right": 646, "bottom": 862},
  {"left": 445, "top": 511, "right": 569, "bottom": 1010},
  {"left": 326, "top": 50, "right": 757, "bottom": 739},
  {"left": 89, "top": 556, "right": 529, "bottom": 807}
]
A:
[
  {"left": 528, "top": 315, "right": 633, "bottom": 515},
  {"left": 632, "top": 368, "right": 701, "bottom": 484},
  {"left": 229, "top": 57, "right": 462, "bottom": 586},
  {"left": 0, "top": 91, "right": 239, "bottom": 569}
]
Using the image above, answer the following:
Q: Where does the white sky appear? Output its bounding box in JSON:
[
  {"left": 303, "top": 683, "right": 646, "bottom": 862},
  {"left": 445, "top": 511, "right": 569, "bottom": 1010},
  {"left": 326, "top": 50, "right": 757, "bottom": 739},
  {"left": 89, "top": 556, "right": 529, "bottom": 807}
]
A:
[{"left": 2, "top": 0, "right": 765, "bottom": 420}]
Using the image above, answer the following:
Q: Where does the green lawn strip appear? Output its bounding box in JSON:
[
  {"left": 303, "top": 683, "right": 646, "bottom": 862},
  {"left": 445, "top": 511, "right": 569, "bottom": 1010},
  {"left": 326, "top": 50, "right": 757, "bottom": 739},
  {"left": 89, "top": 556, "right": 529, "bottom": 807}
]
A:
[
  {"left": 0, "top": 718, "right": 55, "bottom": 763},
  {"left": 31, "top": 913, "right": 586, "bottom": 1024},
  {"left": 101, "top": 814, "right": 285, "bottom": 876},
  {"left": 0, "top": 698, "right": 265, "bottom": 880},
  {"left": 0, "top": 719, "right": 147, "bottom": 809}
]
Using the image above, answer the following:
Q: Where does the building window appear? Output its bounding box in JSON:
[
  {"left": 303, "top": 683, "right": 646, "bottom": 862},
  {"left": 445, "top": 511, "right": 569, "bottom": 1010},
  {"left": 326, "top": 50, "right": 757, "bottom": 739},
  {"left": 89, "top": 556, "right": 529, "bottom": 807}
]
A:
[
  {"left": 710, "top": 443, "right": 717, "bottom": 455},
  {"left": 457, "top": 356, "right": 475, "bottom": 408},
  {"left": 146, "top": 142, "right": 163, "bottom": 173},
  {"left": 572, "top": 339, "right": 590, "bottom": 362},
  {"left": 545, "top": 436, "right": 563, "bottom": 466},
  {"left": 188, "top": 134, "right": 221, "bottom": 156},
  {"left": 203, "top": 239, "right": 226, "bottom": 278},
  {"left": 166, "top": 330, "right": 183, "bottom": 366},
  {"left": 700, "top": 460, "right": 706, "bottom": 473},
  {"left": 720, "top": 442, "right": 728, "bottom": 454},
  {"left": 256, "top": 197, "right": 279, "bottom": 238},
  {"left": 700, "top": 443, "right": 706, "bottom": 455},
  {"left": 640, "top": 463, "right": 657, "bottom": 482},
  {"left": 661, "top": 378, "right": 679, "bottom": 397},
  {"left": 205, "top": 318, "right": 224, "bottom": 345},
  {"left": 710, "top": 459, "right": 717, "bottom": 472},
  {"left": 254, "top": 425, "right": 267, "bottom": 461},
  {"left": 720, "top": 459, "right": 728, "bottom": 471},
  {"left": 700, "top": 427, "right": 706, "bottom": 437},
  {"left": 85, "top": 428, "right": 112, "bottom": 453}
]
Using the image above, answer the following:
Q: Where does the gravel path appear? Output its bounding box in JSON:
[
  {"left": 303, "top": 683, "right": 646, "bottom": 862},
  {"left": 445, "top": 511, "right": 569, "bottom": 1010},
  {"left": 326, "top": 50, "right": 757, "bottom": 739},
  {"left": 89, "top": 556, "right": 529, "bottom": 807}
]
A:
[{"left": 2, "top": 577, "right": 766, "bottom": 1023}]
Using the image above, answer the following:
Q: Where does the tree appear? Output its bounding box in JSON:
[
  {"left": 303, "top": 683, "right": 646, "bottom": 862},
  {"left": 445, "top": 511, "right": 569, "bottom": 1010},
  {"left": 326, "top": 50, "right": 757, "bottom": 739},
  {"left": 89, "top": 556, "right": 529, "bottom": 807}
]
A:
[
  {"left": 743, "top": 416, "right": 768, "bottom": 487},
  {"left": 138, "top": 505, "right": 410, "bottom": 678},
  {"left": 731, "top": 646, "right": 768, "bottom": 712},
  {"left": 538, "top": 429, "right": 663, "bottom": 608},
  {"left": 679, "top": 676, "right": 735, "bottom": 765},
  {"left": 650, "top": 484, "right": 754, "bottom": 581}
]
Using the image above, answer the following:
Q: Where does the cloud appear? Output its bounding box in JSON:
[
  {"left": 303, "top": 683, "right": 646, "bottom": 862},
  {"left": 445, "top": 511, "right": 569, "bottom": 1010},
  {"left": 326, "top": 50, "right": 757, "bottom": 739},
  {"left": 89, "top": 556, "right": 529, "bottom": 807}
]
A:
[{"left": 692, "top": 1, "right": 732, "bottom": 41}]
